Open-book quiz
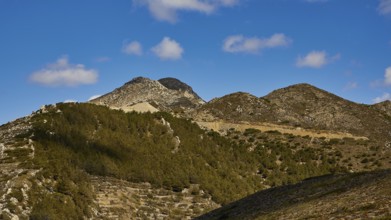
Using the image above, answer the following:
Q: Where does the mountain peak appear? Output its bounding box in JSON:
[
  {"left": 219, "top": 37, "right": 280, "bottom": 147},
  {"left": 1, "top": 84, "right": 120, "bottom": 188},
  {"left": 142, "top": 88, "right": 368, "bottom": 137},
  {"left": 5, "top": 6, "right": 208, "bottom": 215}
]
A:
[
  {"left": 273, "top": 83, "right": 326, "bottom": 93},
  {"left": 158, "top": 77, "right": 190, "bottom": 91},
  {"left": 196, "top": 82, "right": 391, "bottom": 140},
  {"left": 209, "top": 92, "right": 257, "bottom": 102},
  {"left": 125, "top": 76, "right": 153, "bottom": 85},
  {"left": 158, "top": 77, "right": 204, "bottom": 102},
  {"left": 90, "top": 76, "right": 204, "bottom": 112},
  {"left": 265, "top": 83, "right": 340, "bottom": 103}
]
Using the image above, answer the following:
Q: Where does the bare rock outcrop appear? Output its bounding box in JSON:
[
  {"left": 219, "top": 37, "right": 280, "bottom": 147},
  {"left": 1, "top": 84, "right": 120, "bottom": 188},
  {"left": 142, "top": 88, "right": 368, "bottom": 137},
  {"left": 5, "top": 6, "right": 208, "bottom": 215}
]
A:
[{"left": 90, "top": 77, "right": 204, "bottom": 113}]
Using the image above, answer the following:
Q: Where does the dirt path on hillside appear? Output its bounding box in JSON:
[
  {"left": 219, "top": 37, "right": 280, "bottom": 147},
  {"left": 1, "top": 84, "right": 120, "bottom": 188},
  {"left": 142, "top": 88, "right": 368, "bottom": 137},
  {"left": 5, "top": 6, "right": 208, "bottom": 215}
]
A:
[{"left": 196, "top": 121, "right": 368, "bottom": 140}]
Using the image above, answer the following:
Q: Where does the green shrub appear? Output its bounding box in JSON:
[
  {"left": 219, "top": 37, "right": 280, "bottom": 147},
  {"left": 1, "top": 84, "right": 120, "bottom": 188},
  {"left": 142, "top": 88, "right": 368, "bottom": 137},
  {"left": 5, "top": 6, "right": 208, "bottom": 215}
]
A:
[{"left": 26, "top": 103, "right": 345, "bottom": 214}]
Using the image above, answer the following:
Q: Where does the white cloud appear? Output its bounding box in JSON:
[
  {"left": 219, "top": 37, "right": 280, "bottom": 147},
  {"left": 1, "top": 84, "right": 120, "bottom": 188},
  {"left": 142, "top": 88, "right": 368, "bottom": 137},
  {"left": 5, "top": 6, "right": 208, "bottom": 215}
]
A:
[
  {"left": 296, "top": 51, "right": 326, "bottom": 68},
  {"left": 222, "top": 34, "right": 291, "bottom": 54},
  {"left": 373, "top": 93, "right": 391, "bottom": 103},
  {"left": 218, "top": 0, "right": 239, "bottom": 6},
  {"left": 134, "top": 0, "right": 239, "bottom": 23},
  {"left": 64, "top": 99, "right": 77, "bottom": 103},
  {"left": 152, "top": 37, "right": 184, "bottom": 60},
  {"left": 122, "top": 41, "right": 143, "bottom": 55},
  {"left": 344, "top": 82, "right": 358, "bottom": 90},
  {"left": 296, "top": 51, "right": 340, "bottom": 68},
  {"left": 88, "top": 94, "right": 102, "bottom": 101},
  {"left": 378, "top": 0, "right": 391, "bottom": 15},
  {"left": 30, "top": 57, "right": 98, "bottom": 86},
  {"left": 384, "top": 67, "right": 391, "bottom": 85},
  {"left": 370, "top": 67, "right": 391, "bottom": 87}
]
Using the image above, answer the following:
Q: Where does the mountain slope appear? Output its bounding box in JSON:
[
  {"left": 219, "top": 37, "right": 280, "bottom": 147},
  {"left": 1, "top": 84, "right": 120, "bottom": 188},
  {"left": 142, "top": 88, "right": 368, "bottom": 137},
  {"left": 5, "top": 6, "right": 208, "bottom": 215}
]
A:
[
  {"left": 0, "top": 103, "right": 353, "bottom": 219},
  {"left": 90, "top": 77, "right": 204, "bottom": 113},
  {"left": 196, "top": 169, "right": 391, "bottom": 220},
  {"left": 373, "top": 100, "right": 391, "bottom": 118},
  {"left": 195, "top": 83, "right": 391, "bottom": 142},
  {"left": 264, "top": 83, "right": 391, "bottom": 141},
  {"left": 158, "top": 77, "right": 203, "bottom": 101},
  {"left": 1, "top": 79, "right": 391, "bottom": 219}
]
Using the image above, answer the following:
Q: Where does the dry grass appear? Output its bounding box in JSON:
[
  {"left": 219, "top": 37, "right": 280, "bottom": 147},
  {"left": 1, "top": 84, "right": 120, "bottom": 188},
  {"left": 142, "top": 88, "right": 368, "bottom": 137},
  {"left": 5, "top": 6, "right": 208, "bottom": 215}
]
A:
[{"left": 196, "top": 121, "right": 368, "bottom": 140}]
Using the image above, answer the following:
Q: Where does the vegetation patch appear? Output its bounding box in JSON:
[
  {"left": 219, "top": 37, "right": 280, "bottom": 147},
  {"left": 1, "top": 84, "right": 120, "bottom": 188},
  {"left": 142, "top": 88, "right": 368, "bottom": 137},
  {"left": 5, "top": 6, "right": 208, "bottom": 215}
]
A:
[{"left": 20, "top": 103, "right": 354, "bottom": 217}]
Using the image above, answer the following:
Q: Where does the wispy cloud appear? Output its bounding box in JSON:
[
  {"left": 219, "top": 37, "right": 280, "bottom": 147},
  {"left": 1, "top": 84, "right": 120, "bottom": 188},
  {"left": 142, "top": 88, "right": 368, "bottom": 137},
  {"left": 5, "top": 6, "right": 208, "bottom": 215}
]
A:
[
  {"left": 344, "top": 81, "right": 358, "bottom": 91},
  {"left": 88, "top": 94, "right": 102, "bottom": 101},
  {"left": 122, "top": 41, "right": 143, "bottom": 55},
  {"left": 64, "top": 99, "right": 77, "bottom": 103},
  {"left": 95, "top": 56, "right": 111, "bottom": 62},
  {"left": 219, "top": 0, "right": 239, "bottom": 6},
  {"left": 378, "top": 0, "right": 391, "bottom": 15},
  {"left": 222, "top": 34, "right": 291, "bottom": 54},
  {"left": 296, "top": 51, "right": 340, "bottom": 68},
  {"left": 133, "top": 0, "right": 240, "bottom": 23},
  {"left": 30, "top": 56, "right": 98, "bottom": 86},
  {"left": 152, "top": 37, "right": 184, "bottom": 60},
  {"left": 373, "top": 93, "right": 391, "bottom": 103},
  {"left": 384, "top": 66, "right": 391, "bottom": 85},
  {"left": 370, "top": 67, "right": 391, "bottom": 87}
]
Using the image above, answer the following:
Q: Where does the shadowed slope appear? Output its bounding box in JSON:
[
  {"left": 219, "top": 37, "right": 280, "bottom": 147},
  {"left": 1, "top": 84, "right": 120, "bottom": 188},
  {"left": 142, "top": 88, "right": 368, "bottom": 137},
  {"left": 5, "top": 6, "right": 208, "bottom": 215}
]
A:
[{"left": 196, "top": 169, "right": 391, "bottom": 220}]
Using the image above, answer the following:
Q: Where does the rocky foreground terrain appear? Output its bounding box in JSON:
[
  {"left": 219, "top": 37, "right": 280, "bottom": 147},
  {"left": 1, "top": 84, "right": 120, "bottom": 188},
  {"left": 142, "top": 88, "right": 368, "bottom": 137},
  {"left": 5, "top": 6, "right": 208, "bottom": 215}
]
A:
[
  {"left": 0, "top": 116, "right": 36, "bottom": 219},
  {"left": 1, "top": 76, "right": 391, "bottom": 219}
]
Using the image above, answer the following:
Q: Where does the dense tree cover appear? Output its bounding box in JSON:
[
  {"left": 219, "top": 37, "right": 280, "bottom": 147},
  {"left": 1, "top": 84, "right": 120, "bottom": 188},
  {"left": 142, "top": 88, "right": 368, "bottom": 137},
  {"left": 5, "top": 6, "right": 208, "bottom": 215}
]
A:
[{"left": 27, "top": 103, "right": 344, "bottom": 217}]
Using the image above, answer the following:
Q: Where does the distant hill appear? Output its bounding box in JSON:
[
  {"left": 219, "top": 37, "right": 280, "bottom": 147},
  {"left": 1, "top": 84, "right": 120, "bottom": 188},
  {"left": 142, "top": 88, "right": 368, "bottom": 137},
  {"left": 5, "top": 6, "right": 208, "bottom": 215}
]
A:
[
  {"left": 194, "top": 83, "right": 391, "bottom": 143},
  {"left": 197, "top": 169, "right": 391, "bottom": 220}
]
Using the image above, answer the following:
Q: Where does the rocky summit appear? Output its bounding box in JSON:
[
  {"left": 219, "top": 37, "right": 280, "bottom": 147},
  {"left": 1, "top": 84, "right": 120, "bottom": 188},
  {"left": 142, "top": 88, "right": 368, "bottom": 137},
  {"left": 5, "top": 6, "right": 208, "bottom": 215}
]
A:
[{"left": 90, "top": 76, "right": 205, "bottom": 113}]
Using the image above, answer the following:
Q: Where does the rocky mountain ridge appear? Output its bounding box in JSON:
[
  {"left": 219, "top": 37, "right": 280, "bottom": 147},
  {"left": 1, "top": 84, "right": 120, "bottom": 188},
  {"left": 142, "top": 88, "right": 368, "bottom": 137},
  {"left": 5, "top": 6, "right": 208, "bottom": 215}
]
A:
[
  {"left": 90, "top": 77, "right": 205, "bottom": 113},
  {"left": 89, "top": 76, "right": 391, "bottom": 148},
  {"left": 194, "top": 83, "right": 391, "bottom": 143},
  {"left": 89, "top": 76, "right": 391, "bottom": 143}
]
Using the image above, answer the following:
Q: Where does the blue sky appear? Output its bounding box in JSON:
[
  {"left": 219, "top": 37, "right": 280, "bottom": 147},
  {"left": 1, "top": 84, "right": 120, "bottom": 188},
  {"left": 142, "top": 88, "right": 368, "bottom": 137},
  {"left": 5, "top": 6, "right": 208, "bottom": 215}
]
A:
[{"left": 1, "top": 0, "right": 391, "bottom": 125}]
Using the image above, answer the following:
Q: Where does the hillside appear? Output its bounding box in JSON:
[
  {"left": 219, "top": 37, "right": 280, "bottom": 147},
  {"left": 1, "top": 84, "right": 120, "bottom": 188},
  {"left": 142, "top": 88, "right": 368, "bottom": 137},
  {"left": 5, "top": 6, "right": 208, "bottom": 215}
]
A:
[
  {"left": 194, "top": 83, "right": 391, "bottom": 143},
  {"left": 0, "top": 103, "right": 356, "bottom": 219},
  {"left": 1, "top": 78, "right": 391, "bottom": 219},
  {"left": 90, "top": 77, "right": 204, "bottom": 113},
  {"left": 373, "top": 100, "right": 391, "bottom": 118},
  {"left": 197, "top": 169, "right": 391, "bottom": 220}
]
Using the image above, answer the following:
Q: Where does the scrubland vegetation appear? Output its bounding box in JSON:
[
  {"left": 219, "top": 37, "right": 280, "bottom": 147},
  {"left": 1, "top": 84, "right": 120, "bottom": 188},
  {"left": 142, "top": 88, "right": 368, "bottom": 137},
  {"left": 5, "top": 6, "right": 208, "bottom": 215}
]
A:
[{"left": 23, "top": 103, "right": 347, "bottom": 217}]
